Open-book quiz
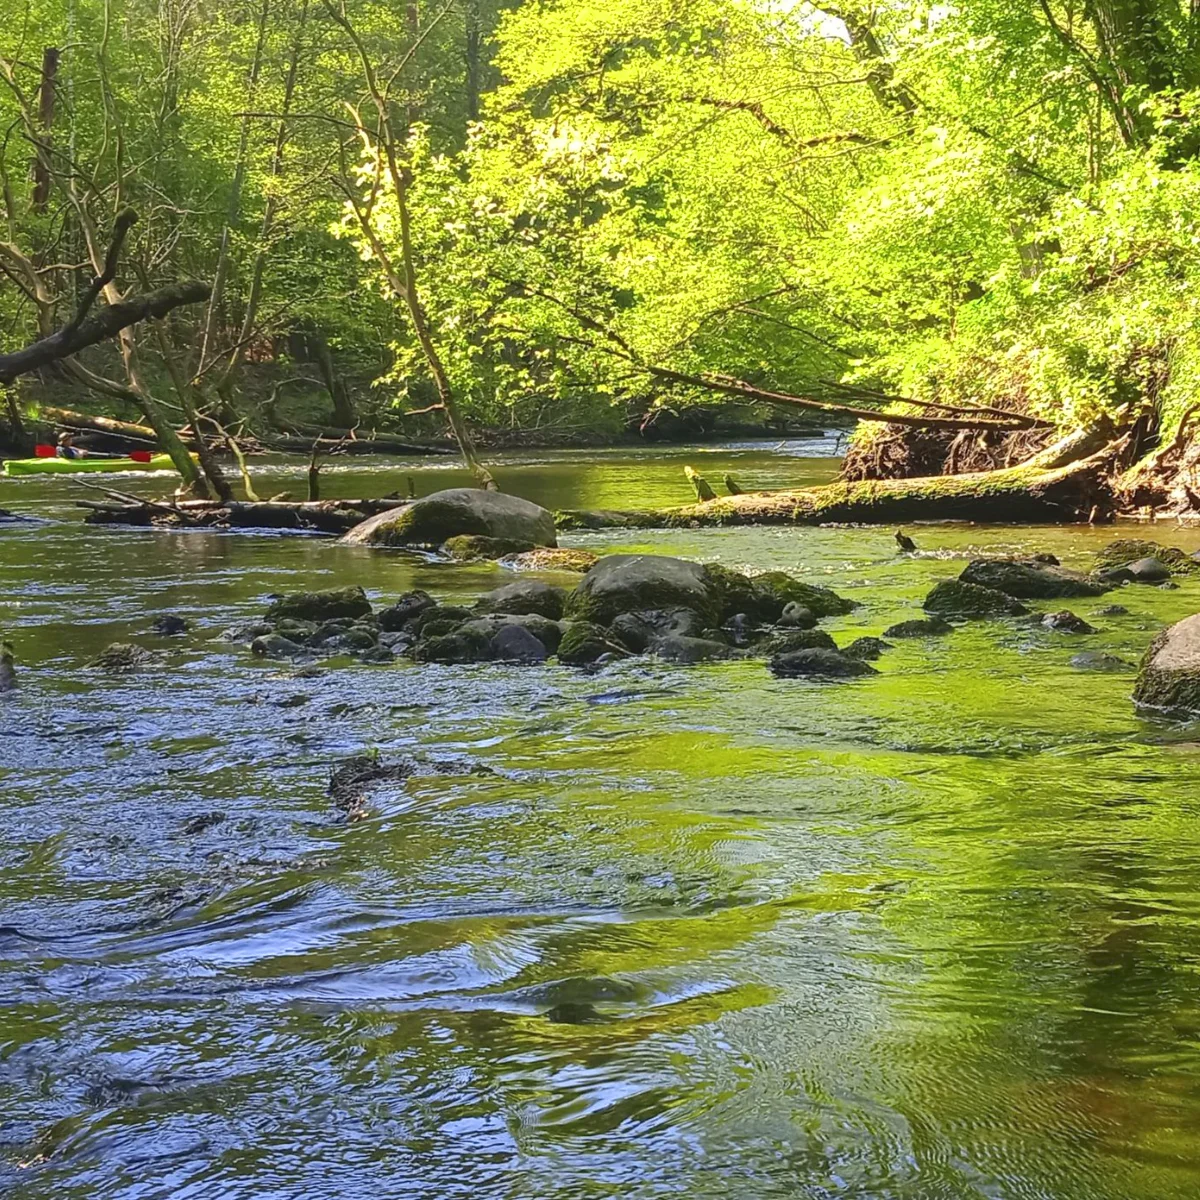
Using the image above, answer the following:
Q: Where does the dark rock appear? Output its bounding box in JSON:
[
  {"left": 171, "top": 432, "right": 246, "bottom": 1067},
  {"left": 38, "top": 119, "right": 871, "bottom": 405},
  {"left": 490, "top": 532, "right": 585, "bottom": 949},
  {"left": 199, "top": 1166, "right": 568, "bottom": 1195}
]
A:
[
  {"left": 960, "top": 559, "right": 1106, "bottom": 599},
  {"left": 609, "top": 607, "right": 708, "bottom": 653},
  {"left": 150, "top": 615, "right": 189, "bottom": 636},
  {"left": 1097, "top": 604, "right": 1129, "bottom": 616},
  {"left": 1070, "top": 652, "right": 1132, "bottom": 672},
  {"left": 265, "top": 586, "right": 371, "bottom": 624},
  {"left": 478, "top": 580, "right": 566, "bottom": 620},
  {"left": 329, "top": 754, "right": 415, "bottom": 817},
  {"left": 884, "top": 617, "right": 954, "bottom": 638},
  {"left": 1126, "top": 557, "right": 1172, "bottom": 583},
  {"left": 359, "top": 644, "right": 396, "bottom": 663},
  {"left": 492, "top": 623, "right": 549, "bottom": 663},
  {"left": 411, "top": 625, "right": 494, "bottom": 664},
  {"left": 251, "top": 633, "right": 310, "bottom": 659},
  {"left": 844, "top": 636, "right": 893, "bottom": 661},
  {"left": 181, "top": 811, "right": 226, "bottom": 835},
  {"left": 1030, "top": 553, "right": 1061, "bottom": 565},
  {"left": 342, "top": 488, "right": 557, "bottom": 548},
  {"left": 923, "top": 579, "right": 1027, "bottom": 619},
  {"left": 557, "top": 621, "right": 615, "bottom": 666},
  {"left": 274, "top": 618, "right": 318, "bottom": 643},
  {"left": 1134, "top": 614, "right": 1200, "bottom": 712},
  {"left": 751, "top": 570, "right": 857, "bottom": 617},
  {"left": 442, "top": 534, "right": 537, "bottom": 560},
  {"left": 769, "top": 648, "right": 878, "bottom": 678},
  {"left": 1042, "top": 610, "right": 1097, "bottom": 634},
  {"left": 1159, "top": 581, "right": 1181, "bottom": 591},
  {"left": 378, "top": 590, "right": 435, "bottom": 631},
  {"left": 762, "top": 629, "right": 838, "bottom": 655},
  {"left": 460, "top": 614, "right": 563, "bottom": 654},
  {"left": 566, "top": 554, "right": 720, "bottom": 626},
  {"left": 778, "top": 602, "right": 817, "bottom": 629},
  {"left": 413, "top": 605, "right": 475, "bottom": 635},
  {"left": 653, "top": 635, "right": 739, "bottom": 663}
]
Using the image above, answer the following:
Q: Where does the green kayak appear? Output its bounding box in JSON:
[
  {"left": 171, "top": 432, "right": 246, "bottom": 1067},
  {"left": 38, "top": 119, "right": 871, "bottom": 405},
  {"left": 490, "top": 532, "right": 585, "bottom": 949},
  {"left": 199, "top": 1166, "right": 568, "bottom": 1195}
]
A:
[{"left": 3, "top": 453, "right": 186, "bottom": 477}]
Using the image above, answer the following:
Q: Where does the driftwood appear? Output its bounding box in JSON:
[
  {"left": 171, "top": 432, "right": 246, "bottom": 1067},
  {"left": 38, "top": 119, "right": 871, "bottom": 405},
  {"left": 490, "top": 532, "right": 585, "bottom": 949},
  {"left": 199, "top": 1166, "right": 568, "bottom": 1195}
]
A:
[{"left": 80, "top": 495, "right": 408, "bottom": 534}]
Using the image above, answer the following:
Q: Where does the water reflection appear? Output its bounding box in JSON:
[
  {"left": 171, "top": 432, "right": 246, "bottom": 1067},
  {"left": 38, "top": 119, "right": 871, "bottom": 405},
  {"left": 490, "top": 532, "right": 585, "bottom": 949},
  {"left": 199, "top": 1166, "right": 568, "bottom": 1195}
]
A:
[{"left": 2, "top": 444, "right": 1200, "bottom": 1197}]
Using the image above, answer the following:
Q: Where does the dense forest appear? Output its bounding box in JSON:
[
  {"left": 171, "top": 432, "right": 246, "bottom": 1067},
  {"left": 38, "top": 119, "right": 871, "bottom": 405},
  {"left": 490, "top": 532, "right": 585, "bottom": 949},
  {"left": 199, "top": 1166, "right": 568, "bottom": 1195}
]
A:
[{"left": 3, "top": 0, "right": 1200, "bottom": 507}]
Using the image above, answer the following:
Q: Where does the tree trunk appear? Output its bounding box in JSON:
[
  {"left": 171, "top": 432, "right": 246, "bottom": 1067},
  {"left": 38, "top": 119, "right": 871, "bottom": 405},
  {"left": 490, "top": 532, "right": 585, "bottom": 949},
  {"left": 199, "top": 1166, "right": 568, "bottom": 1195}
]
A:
[
  {"left": 558, "top": 444, "right": 1119, "bottom": 530},
  {"left": 31, "top": 47, "right": 58, "bottom": 213}
]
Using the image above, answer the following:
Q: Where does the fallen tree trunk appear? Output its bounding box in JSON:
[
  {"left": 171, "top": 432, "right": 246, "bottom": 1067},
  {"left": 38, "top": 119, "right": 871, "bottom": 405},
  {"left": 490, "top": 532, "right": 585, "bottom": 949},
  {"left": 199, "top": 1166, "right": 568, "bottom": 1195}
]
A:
[
  {"left": 558, "top": 444, "right": 1117, "bottom": 530},
  {"left": 81, "top": 495, "right": 409, "bottom": 534},
  {"left": 38, "top": 406, "right": 161, "bottom": 445}
]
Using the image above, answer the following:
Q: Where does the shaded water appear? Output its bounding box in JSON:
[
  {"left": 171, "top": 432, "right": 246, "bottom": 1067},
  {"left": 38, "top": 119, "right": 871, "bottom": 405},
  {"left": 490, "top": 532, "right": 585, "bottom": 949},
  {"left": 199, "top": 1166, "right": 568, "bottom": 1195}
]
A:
[{"left": 3, "top": 438, "right": 1200, "bottom": 1199}]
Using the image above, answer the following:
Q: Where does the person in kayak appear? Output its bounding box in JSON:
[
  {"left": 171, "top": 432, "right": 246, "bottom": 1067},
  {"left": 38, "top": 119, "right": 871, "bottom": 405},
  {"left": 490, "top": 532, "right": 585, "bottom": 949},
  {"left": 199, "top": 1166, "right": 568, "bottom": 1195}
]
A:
[{"left": 56, "top": 432, "right": 85, "bottom": 459}]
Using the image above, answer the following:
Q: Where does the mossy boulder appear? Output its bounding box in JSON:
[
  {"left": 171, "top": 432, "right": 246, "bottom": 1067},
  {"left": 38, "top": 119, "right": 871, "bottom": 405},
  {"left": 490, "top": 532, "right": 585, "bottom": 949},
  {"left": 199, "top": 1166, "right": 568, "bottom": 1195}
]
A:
[
  {"left": 565, "top": 555, "right": 721, "bottom": 627},
  {"left": 960, "top": 559, "right": 1106, "bottom": 599},
  {"left": 1096, "top": 539, "right": 1200, "bottom": 576},
  {"left": 750, "top": 570, "right": 857, "bottom": 618},
  {"left": 89, "top": 642, "right": 155, "bottom": 671},
  {"left": 844, "top": 636, "right": 893, "bottom": 661},
  {"left": 265, "top": 586, "right": 371, "bottom": 624},
  {"left": 443, "top": 534, "right": 538, "bottom": 561},
  {"left": 477, "top": 580, "right": 566, "bottom": 620},
  {"left": 250, "top": 633, "right": 310, "bottom": 659},
  {"left": 557, "top": 621, "right": 614, "bottom": 666},
  {"left": 459, "top": 614, "right": 563, "bottom": 655},
  {"left": 654, "top": 635, "right": 740, "bottom": 663},
  {"left": 411, "top": 624, "right": 494, "bottom": 664},
  {"left": 1134, "top": 614, "right": 1200, "bottom": 713},
  {"left": 343, "top": 488, "right": 557, "bottom": 548},
  {"left": 492, "top": 623, "right": 550, "bottom": 663},
  {"left": 413, "top": 605, "right": 475, "bottom": 635},
  {"left": 924, "top": 579, "right": 1028, "bottom": 619},
  {"left": 704, "top": 564, "right": 783, "bottom": 622},
  {"left": 1042, "top": 610, "right": 1096, "bottom": 634},
  {"left": 769, "top": 648, "right": 877, "bottom": 678}
]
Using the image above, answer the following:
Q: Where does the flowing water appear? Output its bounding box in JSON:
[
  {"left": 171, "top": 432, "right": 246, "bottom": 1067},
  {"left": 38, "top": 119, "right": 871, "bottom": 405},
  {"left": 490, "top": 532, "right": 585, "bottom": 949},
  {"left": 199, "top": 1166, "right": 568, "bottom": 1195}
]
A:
[{"left": 3, "top": 438, "right": 1200, "bottom": 1199}]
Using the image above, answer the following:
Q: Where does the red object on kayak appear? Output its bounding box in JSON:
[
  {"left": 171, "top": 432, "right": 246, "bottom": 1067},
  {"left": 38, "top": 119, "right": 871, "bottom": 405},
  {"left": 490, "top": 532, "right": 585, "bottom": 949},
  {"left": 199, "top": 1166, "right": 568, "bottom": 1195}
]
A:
[
  {"left": 34, "top": 444, "right": 56, "bottom": 457},
  {"left": 129, "top": 450, "right": 154, "bottom": 463}
]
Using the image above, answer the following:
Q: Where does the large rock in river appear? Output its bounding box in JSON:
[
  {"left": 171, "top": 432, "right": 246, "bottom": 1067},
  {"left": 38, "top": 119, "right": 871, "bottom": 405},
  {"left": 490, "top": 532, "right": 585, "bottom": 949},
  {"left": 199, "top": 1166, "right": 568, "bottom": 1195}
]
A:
[
  {"left": 565, "top": 555, "right": 722, "bottom": 626},
  {"left": 960, "top": 558, "right": 1106, "bottom": 599},
  {"left": 1133, "top": 614, "right": 1200, "bottom": 713},
  {"left": 266, "top": 586, "right": 372, "bottom": 623},
  {"left": 342, "top": 488, "right": 557, "bottom": 549},
  {"left": 924, "top": 579, "right": 1027, "bottom": 619}
]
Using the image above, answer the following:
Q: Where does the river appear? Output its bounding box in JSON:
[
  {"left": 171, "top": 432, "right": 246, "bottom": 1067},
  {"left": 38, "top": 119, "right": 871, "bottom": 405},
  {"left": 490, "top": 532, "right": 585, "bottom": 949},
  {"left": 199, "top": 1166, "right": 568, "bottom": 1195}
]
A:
[{"left": 3, "top": 437, "right": 1200, "bottom": 1199}]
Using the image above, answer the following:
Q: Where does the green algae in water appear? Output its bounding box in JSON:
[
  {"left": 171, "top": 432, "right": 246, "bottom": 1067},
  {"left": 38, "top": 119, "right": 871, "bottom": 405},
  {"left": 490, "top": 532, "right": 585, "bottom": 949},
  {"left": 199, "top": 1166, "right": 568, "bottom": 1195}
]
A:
[{"left": 3, "top": 445, "right": 1200, "bottom": 1198}]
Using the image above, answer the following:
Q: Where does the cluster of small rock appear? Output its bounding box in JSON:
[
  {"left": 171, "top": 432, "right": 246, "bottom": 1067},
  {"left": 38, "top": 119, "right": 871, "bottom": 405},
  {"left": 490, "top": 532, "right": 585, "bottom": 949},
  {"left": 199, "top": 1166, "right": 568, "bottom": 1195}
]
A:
[{"left": 233, "top": 553, "right": 877, "bottom": 675}]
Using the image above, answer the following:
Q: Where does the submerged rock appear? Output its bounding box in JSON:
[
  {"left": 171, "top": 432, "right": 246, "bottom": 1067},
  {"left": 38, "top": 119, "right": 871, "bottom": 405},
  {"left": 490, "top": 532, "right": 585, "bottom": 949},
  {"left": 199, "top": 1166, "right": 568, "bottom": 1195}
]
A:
[
  {"left": 843, "top": 636, "right": 893, "bottom": 661},
  {"left": 1134, "top": 614, "right": 1200, "bottom": 713},
  {"left": 762, "top": 629, "right": 838, "bottom": 656},
  {"left": 1096, "top": 539, "right": 1200, "bottom": 576},
  {"left": 923, "top": 579, "right": 1027, "bottom": 619},
  {"left": 477, "top": 580, "right": 566, "bottom": 620},
  {"left": 1070, "top": 651, "right": 1132, "bottom": 672},
  {"left": 265, "top": 586, "right": 372, "bottom": 624},
  {"left": 884, "top": 617, "right": 953, "bottom": 638},
  {"left": 411, "top": 624, "right": 494, "bottom": 664},
  {"left": 654, "top": 634, "right": 739, "bottom": 663},
  {"left": 1042, "top": 610, "right": 1097, "bottom": 634},
  {"left": 342, "top": 488, "right": 557, "bottom": 549},
  {"left": 500, "top": 547, "right": 599, "bottom": 573},
  {"left": 150, "top": 615, "right": 189, "bottom": 636},
  {"left": 769, "top": 648, "right": 877, "bottom": 678},
  {"left": 89, "top": 643, "right": 155, "bottom": 672},
  {"left": 960, "top": 558, "right": 1106, "bottom": 599},
  {"left": 0, "top": 641, "right": 15, "bottom": 693},
  {"left": 251, "top": 633, "right": 310, "bottom": 659},
  {"left": 442, "top": 534, "right": 540, "bottom": 560},
  {"left": 1097, "top": 604, "right": 1129, "bottom": 616}
]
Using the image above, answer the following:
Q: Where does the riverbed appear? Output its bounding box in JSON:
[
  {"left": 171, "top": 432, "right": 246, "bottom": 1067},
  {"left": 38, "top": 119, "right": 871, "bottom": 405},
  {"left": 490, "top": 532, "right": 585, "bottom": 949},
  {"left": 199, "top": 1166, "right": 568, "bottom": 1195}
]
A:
[{"left": 3, "top": 439, "right": 1200, "bottom": 1199}]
